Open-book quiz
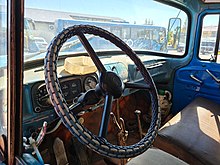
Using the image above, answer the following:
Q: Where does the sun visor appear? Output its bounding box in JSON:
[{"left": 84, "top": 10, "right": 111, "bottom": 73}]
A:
[{"left": 64, "top": 56, "right": 97, "bottom": 75}]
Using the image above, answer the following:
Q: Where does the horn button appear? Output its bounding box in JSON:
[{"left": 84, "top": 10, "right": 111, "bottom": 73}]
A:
[{"left": 99, "top": 71, "right": 124, "bottom": 98}]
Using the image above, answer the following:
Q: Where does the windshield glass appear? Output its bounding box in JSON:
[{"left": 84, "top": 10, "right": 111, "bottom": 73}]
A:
[{"left": 24, "top": 0, "right": 188, "bottom": 62}]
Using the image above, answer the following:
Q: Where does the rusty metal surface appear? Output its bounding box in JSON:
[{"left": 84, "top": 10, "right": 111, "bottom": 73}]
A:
[{"left": 7, "top": 0, "right": 24, "bottom": 164}]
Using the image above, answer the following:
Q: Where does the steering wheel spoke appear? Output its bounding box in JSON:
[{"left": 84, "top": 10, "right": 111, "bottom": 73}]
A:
[
  {"left": 98, "top": 94, "right": 113, "bottom": 138},
  {"left": 124, "top": 82, "right": 151, "bottom": 90},
  {"left": 69, "top": 89, "right": 102, "bottom": 115},
  {"left": 77, "top": 32, "right": 106, "bottom": 73},
  {"left": 69, "top": 102, "right": 84, "bottom": 115}
]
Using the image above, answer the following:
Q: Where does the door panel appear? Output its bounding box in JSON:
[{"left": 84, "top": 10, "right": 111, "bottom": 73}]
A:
[{"left": 172, "top": 64, "right": 220, "bottom": 114}]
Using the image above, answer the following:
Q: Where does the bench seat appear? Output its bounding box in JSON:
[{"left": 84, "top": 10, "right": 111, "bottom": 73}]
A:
[
  {"left": 127, "top": 148, "right": 188, "bottom": 165},
  {"left": 153, "top": 97, "right": 220, "bottom": 165}
]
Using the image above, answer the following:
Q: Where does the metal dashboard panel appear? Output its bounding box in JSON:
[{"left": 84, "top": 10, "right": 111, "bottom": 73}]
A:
[
  {"left": 22, "top": 56, "right": 169, "bottom": 137},
  {"left": 128, "top": 59, "right": 167, "bottom": 82}
]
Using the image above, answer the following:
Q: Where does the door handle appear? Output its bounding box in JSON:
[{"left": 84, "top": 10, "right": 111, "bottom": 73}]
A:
[
  {"left": 206, "top": 69, "right": 220, "bottom": 83},
  {"left": 190, "top": 74, "right": 202, "bottom": 84}
]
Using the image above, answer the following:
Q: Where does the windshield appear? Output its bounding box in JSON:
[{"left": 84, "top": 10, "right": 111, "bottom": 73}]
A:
[{"left": 24, "top": 0, "right": 188, "bottom": 62}]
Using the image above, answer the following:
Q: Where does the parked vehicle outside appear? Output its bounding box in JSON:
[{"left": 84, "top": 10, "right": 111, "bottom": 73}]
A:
[
  {"left": 33, "top": 37, "right": 48, "bottom": 52},
  {"left": 200, "top": 39, "right": 215, "bottom": 55}
]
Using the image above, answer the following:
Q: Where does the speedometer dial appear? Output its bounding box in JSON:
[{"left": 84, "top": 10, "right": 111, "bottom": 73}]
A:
[
  {"left": 84, "top": 76, "right": 97, "bottom": 91},
  {"left": 36, "top": 84, "right": 51, "bottom": 108}
]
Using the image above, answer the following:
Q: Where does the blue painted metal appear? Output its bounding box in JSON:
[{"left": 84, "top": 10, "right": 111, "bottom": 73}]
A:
[
  {"left": 172, "top": 9, "right": 220, "bottom": 114},
  {"left": 22, "top": 84, "right": 57, "bottom": 137}
]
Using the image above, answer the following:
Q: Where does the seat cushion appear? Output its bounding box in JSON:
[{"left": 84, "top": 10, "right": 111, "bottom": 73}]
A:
[
  {"left": 153, "top": 97, "right": 220, "bottom": 165},
  {"left": 127, "top": 148, "right": 188, "bottom": 165}
]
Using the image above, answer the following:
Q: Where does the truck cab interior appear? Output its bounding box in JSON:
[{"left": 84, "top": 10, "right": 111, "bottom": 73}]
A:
[{"left": 0, "top": 0, "right": 220, "bottom": 164}]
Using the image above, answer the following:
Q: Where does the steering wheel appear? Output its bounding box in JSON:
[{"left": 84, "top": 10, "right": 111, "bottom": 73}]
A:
[{"left": 44, "top": 25, "right": 161, "bottom": 158}]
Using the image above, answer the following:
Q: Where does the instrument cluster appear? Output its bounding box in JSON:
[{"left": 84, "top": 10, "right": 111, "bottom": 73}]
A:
[{"left": 31, "top": 74, "right": 97, "bottom": 113}]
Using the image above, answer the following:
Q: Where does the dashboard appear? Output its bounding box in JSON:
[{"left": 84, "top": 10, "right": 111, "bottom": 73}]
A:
[{"left": 22, "top": 54, "right": 169, "bottom": 137}]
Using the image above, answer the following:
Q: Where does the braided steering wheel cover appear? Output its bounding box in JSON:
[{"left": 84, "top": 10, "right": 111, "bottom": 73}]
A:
[{"left": 44, "top": 25, "right": 161, "bottom": 158}]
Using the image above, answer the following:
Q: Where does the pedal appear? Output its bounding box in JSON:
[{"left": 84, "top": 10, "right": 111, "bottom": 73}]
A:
[{"left": 53, "top": 138, "right": 69, "bottom": 165}]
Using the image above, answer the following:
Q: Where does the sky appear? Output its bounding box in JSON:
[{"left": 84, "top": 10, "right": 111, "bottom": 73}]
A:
[
  {"left": 25, "top": 0, "right": 187, "bottom": 28},
  {"left": 2, "top": 0, "right": 216, "bottom": 27}
]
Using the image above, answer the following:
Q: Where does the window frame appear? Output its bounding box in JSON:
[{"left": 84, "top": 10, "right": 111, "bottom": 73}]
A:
[{"left": 7, "top": 0, "right": 24, "bottom": 164}]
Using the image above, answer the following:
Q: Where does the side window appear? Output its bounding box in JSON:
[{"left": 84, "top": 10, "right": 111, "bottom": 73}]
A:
[
  {"left": 0, "top": 1, "right": 7, "bottom": 135},
  {"left": 199, "top": 14, "right": 220, "bottom": 63}
]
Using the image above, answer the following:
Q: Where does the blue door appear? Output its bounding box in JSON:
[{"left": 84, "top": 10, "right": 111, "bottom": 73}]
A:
[{"left": 172, "top": 11, "right": 220, "bottom": 114}]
